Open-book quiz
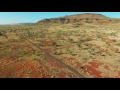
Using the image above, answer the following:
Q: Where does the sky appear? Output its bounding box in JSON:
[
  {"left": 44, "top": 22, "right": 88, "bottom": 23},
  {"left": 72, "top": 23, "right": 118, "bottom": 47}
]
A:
[{"left": 0, "top": 12, "right": 120, "bottom": 24}]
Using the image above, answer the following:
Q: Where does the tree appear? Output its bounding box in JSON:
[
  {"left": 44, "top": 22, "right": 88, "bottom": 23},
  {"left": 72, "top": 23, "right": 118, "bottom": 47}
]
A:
[
  {"left": 77, "top": 41, "right": 82, "bottom": 49},
  {"left": 0, "top": 31, "right": 7, "bottom": 38},
  {"left": 53, "top": 47, "right": 58, "bottom": 55},
  {"left": 68, "top": 38, "right": 74, "bottom": 43},
  {"left": 0, "top": 32, "right": 3, "bottom": 36},
  {"left": 52, "top": 41, "right": 57, "bottom": 46}
]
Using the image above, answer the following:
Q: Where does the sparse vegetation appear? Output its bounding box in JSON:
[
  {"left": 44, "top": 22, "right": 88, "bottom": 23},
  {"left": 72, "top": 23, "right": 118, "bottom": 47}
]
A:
[
  {"left": 116, "top": 43, "right": 120, "bottom": 46},
  {"left": 1, "top": 13, "right": 120, "bottom": 78}
]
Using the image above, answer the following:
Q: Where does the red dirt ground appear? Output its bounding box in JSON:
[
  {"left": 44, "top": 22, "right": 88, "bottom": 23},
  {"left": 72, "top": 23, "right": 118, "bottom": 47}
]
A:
[
  {"left": 42, "top": 48, "right": 52, "bottom": 53},
  {"left": 0, "top": 56, "right": 78, "bottom": 78},
  {"left": 61, "top": 57, "right": 81, "bottom": 69},
  {"left": 42, "top": 40, "right": 53, "bottom": 46},
  {"left": 82, "top": 60, "right": 120, "bottom": 78}
]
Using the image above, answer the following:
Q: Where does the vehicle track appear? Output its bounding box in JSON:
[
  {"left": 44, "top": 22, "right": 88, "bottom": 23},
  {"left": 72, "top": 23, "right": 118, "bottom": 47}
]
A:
[
  {"left": 17, "top": 32, "right": 84, "bottom": 78},
  {"left": 44, "top": 52, "right": 84, "bottom": 78}
]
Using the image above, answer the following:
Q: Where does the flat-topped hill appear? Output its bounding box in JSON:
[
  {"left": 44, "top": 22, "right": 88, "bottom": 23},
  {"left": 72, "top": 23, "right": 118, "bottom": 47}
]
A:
[{"left": 37, "top": 13, "right": 120, "bottom": 24}]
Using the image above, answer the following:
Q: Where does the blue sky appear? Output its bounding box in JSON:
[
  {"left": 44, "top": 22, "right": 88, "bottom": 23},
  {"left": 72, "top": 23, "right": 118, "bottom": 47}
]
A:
[{"left": 0, "top": 12, "right": 120, "bottom": 24}]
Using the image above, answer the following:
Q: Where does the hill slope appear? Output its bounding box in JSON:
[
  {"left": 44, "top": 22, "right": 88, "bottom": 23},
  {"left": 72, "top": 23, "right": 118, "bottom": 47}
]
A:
[{"left": 37, "top": 13, "right": 120, "bottom": 24}]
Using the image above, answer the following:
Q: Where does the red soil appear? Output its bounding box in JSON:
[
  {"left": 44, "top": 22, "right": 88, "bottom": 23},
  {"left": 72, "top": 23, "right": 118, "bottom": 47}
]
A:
[
  {"left": 88, "top": 61, "right": 104, "bottom": 68},
  {"left": 117, "top": 71, "right": 120, "bottom": 76},
  {"left": 42, "top": 40, "right": 53, "bottom": 46},
  {"left": 61, "top": 57, "right": 81, "bottom": 69},
  {"left": 42, "top": 48, "right": 52, "bottom": 53},
  {"left": 45, "top": 55, "right": 64, "bottom": 68},
  {"left": 104, "top": 65, "right": 110, "bottom": 70},
  {"left": 19, "top": 70, "right": 29, "bottom": 78},
  {"left": 83, "top": 65, "right": 103, "bottom": 77},
  {"left": 59, "top": 72, "right": 67, "bottom": 78},
  {"left": 42, "top": 75, "right": 50, "bottom": 78},
  {"left": 30, "top": 71, "right": 42, "bottom": 78},
  {"left": 82, "top": 60, "right": 120, "bottom": 78},
  {"left": 82, "top": 60, "right": 104, "bottom": 77}
]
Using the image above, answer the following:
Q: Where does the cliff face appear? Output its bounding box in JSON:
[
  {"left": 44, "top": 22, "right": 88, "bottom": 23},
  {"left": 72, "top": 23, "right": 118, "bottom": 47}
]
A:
[{"left": 37, "top": 13, "right": 120, "bottom": 24}]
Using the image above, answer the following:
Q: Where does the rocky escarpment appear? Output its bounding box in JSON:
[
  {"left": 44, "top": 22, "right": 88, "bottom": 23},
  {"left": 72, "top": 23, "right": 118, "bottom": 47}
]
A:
[{"left": 37, "top": 13, "right": 120, "bottom": 24}]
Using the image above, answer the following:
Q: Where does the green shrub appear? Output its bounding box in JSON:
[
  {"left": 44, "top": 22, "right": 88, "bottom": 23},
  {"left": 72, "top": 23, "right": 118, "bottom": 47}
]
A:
[{"left": 116, "top": 43, "right": 120, "bottom": 46}]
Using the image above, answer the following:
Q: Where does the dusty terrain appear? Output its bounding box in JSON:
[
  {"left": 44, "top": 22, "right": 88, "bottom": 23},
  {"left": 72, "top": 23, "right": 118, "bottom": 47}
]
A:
[{"left": 1, "top": 13, "right": 120, "bottom": 78}]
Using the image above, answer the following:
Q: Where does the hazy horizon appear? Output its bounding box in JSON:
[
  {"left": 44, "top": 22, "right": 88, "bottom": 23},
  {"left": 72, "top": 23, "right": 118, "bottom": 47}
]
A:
[{"left": 0, "top": 12, "right": 120, "bottom": 25}]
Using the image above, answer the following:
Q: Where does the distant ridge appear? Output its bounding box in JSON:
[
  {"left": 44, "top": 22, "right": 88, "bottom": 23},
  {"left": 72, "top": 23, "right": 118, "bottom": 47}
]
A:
[
  {"left": 37, "top": 13, "right": 120, "bottom": 24},
  {"left": 0, "top": 23, "right": 34, "bottom": 26},
  {"left": 16, "top": 23, "right": 34, "bottom": 25}
]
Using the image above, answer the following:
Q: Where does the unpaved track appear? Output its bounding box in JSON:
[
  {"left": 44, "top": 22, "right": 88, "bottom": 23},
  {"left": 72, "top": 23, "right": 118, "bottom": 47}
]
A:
[
  {"left": 17, "top": 32, "right": 84, "bottom": 78},
  {"left": 44, "top": 52, "right": 84, "bottom": 78}
]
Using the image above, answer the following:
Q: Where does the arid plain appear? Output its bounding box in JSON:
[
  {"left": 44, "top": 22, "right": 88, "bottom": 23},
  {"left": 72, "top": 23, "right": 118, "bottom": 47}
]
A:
[{"left": 0, "top": 13, "right": 120, "bottom": 78}]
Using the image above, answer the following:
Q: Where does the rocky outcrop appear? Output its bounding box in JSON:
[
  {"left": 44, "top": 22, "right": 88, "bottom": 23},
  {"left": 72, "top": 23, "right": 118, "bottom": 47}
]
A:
[{"left": 37, "top": 13, "right": 120, "bottom": 24}]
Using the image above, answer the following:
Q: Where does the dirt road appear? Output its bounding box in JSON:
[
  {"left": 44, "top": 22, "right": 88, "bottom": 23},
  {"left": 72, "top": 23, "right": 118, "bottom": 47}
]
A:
[
  {"left": 17, "top": 32, "right": 84, "bottom": 78},
  {"left": 44, "top": 52, "right": 84, "bottom": 78}
]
